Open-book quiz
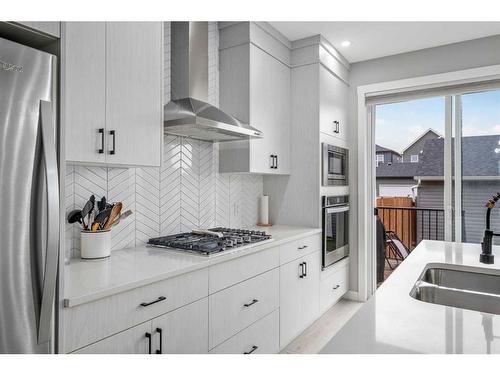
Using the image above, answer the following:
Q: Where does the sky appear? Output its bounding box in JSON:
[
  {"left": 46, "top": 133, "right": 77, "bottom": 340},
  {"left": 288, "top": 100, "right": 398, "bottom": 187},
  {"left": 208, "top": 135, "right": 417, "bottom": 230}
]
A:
[{"left": 375, "top": 89, "right": 500, "bottom": 154}]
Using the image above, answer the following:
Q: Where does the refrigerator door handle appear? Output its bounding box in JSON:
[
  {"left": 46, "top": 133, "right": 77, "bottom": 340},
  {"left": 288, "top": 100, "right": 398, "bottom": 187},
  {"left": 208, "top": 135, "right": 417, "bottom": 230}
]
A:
[{"left": 37, "top": 100, "right": 60, "bottom": 344}]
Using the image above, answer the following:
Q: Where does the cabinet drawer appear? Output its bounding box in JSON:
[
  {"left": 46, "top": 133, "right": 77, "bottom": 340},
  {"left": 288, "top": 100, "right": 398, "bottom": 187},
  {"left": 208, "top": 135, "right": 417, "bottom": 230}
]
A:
[
  {"left": 209, "top": 245, "right": 279, "bottom": 293},
  {"left": 320, "top": 263, "right": 348, "bottom": 313},
  {"left": 210, "top": 310, "right": 279, "bottom": 354},
  {"left": 64, "top": 268, "right": 208, "bottom": 352},
  {"left": 209, "top": 268, "right": 279, "bottom": 349},
  {"left": 280, "top": 234, "right": 321, "bottom": 265}
]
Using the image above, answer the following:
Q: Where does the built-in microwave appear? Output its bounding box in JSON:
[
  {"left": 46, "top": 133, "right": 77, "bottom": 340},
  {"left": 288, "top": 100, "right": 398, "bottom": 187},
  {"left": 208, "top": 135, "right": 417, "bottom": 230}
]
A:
[
  {"left": 322, "top": 195, "right": 349, "bottom": 269},
  {"left": 322, "top": 143, "right": 348, "bottom": 186}
]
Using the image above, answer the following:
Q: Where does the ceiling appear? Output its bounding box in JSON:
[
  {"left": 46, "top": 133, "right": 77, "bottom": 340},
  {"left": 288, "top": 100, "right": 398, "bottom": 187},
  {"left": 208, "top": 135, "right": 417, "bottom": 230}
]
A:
[{"left": 269, "top": 22, "right": 500, "bottom": 63}]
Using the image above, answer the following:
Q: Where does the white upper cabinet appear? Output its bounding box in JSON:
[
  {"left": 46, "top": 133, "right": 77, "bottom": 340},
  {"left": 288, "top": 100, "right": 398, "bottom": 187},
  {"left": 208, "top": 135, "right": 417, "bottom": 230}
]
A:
[
  {"left": 63, "top": 22, "right": 162, "bottom": 167},
  {"left": 105, "top": 22, "right": 162, "bottom": 167},
  {"left": 249, "top": 45, "right": 290, "bottom": 174},
  {"left": 319, "top": 65, "right": 349, "bottom": 141},
  {"left": 219, "top": 22, "right": 291, "bottom": 175},
  {"left": 64, "top": 22, "right": 106, "bottom": 164}
]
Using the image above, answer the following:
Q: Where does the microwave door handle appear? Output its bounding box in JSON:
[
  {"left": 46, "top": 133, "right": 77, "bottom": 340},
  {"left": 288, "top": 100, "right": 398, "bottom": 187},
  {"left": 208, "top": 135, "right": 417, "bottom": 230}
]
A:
[
  {"left": 325, "top": 206, "right": 349, "bottom": 214},
  {"left": 37, "top": 100, "right": 60, "bottom": 344}
]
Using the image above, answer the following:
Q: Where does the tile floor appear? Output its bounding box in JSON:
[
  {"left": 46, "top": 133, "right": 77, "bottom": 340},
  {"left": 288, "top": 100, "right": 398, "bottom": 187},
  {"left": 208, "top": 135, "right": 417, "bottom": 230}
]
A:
[{"left": 281, "top": 299, "right": 364, "bottom": 354}]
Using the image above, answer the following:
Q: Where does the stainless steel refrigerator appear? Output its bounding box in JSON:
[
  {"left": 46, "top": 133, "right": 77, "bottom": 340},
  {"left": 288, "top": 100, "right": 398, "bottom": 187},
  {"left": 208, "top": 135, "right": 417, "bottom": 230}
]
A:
[{"left": 0, "top": 36, "right": 59, "bottom": 353}]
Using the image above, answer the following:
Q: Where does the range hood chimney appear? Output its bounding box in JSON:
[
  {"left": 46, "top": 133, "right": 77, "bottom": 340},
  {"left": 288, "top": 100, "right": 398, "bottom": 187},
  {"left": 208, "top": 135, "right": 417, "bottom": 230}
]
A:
[{"left": 164, "top": 22, "right": 263, "bottom": 142}]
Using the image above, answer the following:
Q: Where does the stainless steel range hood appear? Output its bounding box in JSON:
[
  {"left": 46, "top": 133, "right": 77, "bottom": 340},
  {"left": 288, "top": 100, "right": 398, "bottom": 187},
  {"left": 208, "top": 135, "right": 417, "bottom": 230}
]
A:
[{"left": 164, "top": 22, "right": 263, "bottom": 142}]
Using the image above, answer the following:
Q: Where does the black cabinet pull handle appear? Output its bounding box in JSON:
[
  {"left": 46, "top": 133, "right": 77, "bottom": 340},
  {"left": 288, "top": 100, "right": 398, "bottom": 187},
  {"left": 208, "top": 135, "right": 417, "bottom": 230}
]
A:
[
  {"left": 333, "top": 121, "right": 340, "bottom": 134},
  {"left": 243, "top": 299, "right": 259, "bottom": 308},
  {"left": 270, "top": 155, "right": 274, "bottom": 169},
  {"left": 299, "top": 262, "right": 305, "bottom": 278},
  {"left": 298, "top": 245, "right": 308, "bottom": 250},
  {"left": 333, "top": 284, "right": 340, "bottom": 290},
  {"left": 303, "top": 261, "right": 307, "bottom": 277},
  {"left": 155, "top": 328, "right": 163, "bottom": 354},
  {"left": 270, "top": 155, "right": 278, "bottom": 169},
  {"left": 145, "top": 332, "right": 152, "bottom": 354},
  {"left": 98, "top": 128, "right": 104, "bottom": 154},
  {"left": 333, "top": 121, "right": 340, "bottom": 133},
  {"left": 243, "top": 345, "right": 258, "bottom": 354},
  {"left": 140, "top": 296, "right": 166, "bottom": 307},
  {"left": 109, "top": 130, "right": 116, "bottom": 155}
]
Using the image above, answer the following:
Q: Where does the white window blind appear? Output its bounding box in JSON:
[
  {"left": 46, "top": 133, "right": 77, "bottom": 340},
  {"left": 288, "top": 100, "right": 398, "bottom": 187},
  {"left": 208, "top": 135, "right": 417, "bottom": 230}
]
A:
[{"left": 365, "top": 79, "right": 500, "bottom": 106}]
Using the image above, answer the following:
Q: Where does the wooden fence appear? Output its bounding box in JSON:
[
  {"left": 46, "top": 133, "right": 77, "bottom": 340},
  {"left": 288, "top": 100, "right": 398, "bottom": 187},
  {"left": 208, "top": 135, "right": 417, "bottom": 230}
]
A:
[{"left": 376, "top": 197, "right": 417, "bottom": 252}]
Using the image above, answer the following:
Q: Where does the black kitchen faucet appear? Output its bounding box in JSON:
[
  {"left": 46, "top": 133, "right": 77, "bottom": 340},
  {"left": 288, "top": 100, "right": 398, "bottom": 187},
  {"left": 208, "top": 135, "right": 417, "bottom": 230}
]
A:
[{"left": 480, "top": 192, "right": 500, "bottom": 264}]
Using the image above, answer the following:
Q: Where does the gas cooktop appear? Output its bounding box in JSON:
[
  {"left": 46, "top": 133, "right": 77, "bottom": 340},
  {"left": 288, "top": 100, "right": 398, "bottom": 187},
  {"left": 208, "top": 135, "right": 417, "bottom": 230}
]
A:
[{"left": 147, "top": 228, "right": 272, "bottom": 256}]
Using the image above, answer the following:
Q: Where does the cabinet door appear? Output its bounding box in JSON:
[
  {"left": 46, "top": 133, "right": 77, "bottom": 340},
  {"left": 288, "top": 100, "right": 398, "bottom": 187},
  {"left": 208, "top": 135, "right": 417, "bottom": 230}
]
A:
[
  {"left": 151, "top": 298, "right": 209, "bottom": 354},
  {"left": 279, "top": 258, "right": 306, "bottom": 346},
  {"left": 105, "top": 22, "right": 162, "bottom": 167},
  {"left": 73, "top": 321, "right": 152, "bottom": 354},
  {"left": 64, "top": 22, "right": 106, "bottom": 164},
  {"left": 319, "top": 65, "right": 348, "bottom": 140},
  {"left": 299, "top": 251, "right": 320, "bottom": 328},
  {"left": 279, "top": 251, "right": 320, "bottom": 348},
  {"left": 249, "top": 45, "right": 290, "bottom": 174}
]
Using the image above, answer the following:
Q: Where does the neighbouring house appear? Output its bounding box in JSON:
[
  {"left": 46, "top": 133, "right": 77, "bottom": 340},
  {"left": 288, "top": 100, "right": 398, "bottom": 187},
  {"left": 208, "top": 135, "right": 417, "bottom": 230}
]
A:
[
  {"left": 376, "top": 162, "right": 419, "bottom": 197},
  {"left": 376, "top": 144, "right": 402, "bottom": 166},
  {"left": 415, "top": 135, "right": 500, "bottom": 245},
  {"left": 401, "top": 128, "right": 441, "bottom": 163}
]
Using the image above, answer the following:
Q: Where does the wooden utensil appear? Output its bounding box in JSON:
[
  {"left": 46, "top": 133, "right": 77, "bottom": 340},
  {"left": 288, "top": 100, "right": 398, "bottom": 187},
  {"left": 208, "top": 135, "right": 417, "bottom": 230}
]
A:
[
  {"left": 110, "top": 209, "right": 133, "bottom": 228},
  {"left": 103, "top": 202, "right": 122, "bottom": 230}
]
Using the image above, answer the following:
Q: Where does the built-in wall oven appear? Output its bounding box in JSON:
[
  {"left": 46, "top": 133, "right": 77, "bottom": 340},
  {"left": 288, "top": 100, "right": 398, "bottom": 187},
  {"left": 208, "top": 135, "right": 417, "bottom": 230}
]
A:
[
  {"left": 322, "top": 143, "right": 348, "bottom": 186},
  {"left": 322, "top": 195, "right": 349, "bottom": 269}
]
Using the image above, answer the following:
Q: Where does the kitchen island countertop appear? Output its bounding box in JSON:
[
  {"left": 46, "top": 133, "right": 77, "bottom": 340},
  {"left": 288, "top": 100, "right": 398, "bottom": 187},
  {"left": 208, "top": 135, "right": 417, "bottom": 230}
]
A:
[
  {"left": 321, "top": 240, "right": 500, "bottom": 354},
  {"left": 64, "top": 225, "right": 321, "bottom": 307}
]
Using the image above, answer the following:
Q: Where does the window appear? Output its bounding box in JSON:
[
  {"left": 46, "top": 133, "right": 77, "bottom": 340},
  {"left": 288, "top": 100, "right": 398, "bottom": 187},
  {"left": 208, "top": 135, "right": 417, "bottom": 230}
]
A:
[
  {"left": 460, "top": 89, "right": 500, "bottom": 245},
  {"left": 410, "top": 155, "right": 419, "bottom": 163},
  {"left": 376, "top": 154, "right": 384, "bottom": 166}
]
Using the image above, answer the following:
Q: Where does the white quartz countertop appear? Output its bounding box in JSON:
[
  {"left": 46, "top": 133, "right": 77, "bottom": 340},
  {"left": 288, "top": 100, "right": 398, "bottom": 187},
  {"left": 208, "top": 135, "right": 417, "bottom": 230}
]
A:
[
  {"left": 64, "top": 225, "right": 321, "bottom": 307},
  {"left": 321, "top": 240, "right": 500, "bottom": 354}
]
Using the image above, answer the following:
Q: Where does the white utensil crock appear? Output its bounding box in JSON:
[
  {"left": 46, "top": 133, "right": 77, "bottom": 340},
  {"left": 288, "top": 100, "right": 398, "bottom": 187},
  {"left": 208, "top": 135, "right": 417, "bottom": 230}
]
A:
[{"left": 80, "top": 230, "right": 111, "bottom": 259}]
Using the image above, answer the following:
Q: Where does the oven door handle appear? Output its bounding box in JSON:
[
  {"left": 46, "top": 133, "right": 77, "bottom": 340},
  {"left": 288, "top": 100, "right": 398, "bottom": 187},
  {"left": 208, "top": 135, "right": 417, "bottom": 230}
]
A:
[{"left": 325, "top": 206, "right": 349, "bottom": 214}]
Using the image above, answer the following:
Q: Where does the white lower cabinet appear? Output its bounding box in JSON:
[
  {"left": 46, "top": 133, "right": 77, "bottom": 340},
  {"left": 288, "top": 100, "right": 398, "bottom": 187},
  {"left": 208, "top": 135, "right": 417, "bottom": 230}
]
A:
[
  {"left": 210, "top": 310, "right": 280, "bottom": 354},
  {"left": 279, "top": 250, "right": 320, "bottom": 348},
  {"left": 74, "top": 321, "right": 152, "bottom": 354},
  {"left": 66, "top": 234, "right": 347, "bottom": 354},
  {"left": 319, "top": 260, "right": 349, "bottom": 314},
  {"left": 209, "top": 268, "right": 279, "bottom": 349},
  {"left": 151, "top": 298, "right": 209, "bottom": 354}
]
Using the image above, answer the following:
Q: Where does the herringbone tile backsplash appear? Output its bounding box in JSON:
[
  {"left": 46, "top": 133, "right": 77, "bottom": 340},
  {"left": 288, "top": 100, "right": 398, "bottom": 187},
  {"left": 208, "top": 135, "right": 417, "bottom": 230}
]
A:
[
  {"left": 65, "top": 138, "right": 263, "bottom": 260},
  {"left": 64, "top": 22, "right": 264, "bottom": 260}
]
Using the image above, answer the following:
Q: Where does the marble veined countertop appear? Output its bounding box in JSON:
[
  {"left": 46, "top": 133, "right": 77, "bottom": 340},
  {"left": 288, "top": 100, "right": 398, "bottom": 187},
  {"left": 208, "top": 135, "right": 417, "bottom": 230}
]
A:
[
  {"left": 321, "top": 240, "right": 500, "bottom": 354},
  {"left": 64, "top": 225, "right": 321, "bottom": 307}
]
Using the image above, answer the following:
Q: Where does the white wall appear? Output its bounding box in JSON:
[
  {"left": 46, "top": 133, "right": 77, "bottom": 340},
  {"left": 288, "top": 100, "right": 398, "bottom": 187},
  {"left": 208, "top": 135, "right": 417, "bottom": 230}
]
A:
[{"left": 348, "top": 34, "right": 500, "bottom": 291}]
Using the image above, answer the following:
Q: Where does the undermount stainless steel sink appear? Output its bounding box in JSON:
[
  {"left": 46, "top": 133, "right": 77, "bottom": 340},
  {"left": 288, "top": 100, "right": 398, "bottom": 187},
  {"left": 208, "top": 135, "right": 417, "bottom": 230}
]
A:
[{"left": 410, "top": 263, "right": 500, "bottom": 315}]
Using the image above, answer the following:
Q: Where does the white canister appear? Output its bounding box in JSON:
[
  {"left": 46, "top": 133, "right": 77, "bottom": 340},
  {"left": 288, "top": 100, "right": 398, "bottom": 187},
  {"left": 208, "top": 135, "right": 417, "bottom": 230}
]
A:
[{"left": 80, "top": 230, "right": 111, "bottom": 259}]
